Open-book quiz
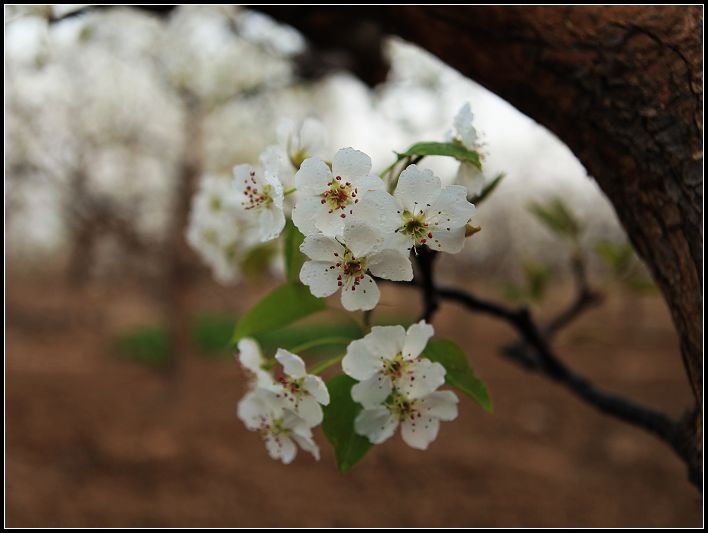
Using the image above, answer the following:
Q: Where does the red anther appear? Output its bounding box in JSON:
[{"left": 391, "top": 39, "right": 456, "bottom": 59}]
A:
[
  {"left": 340, "top": 214, "right": 346, "bottom": 218},
  {"left": 321, "top": 199, "right": 326, "bottom": 204},
  {"left": 338, "top": 281, "right": 343, "bottom": 286},
  {"left": 428, "top": 232, "right": 433, "bottom": 238},
  {"left": 336, "top": 176, "right": 341, "bottom": 180},
  {"left": 421, "top": 239, "right": 427, "bottom": 244}
]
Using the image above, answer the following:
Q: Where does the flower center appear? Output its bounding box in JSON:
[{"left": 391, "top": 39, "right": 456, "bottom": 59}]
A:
[
  {"left": 278, "top": 375, "right": 305, "bottom": 398},
  {"left": 382, "top": 352, "right": 409, "bottom": 380},
  {"left": 241, "top": 170, "right": 273, "bottom": 210},
  {"left": 332, "top": 248, "right": 367, "bottom": 290},
  {"left": 260, "top": 416, "right": 290, "bottom": 437},
  {"left": 398, "top": 210, "right": 433, "bottom": 245},
  {"left": 210, "top": 195, "right": 222, "bottom": 211},
  {"left": 320, "top": 176, "right": 359, "bottom": 218},
  {"left": 386, "top": 390, "right": 419, "bottom": 422}
]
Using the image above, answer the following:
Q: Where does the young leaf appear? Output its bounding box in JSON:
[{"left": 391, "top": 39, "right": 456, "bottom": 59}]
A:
[
  {"left": 469, "top": 172, "right": 505, "bottom": 205},
  {"left": 231, "top": 281, "right": 326, "bottom": 344},
  {"left": 523, "top": 259, "right": 553, "bottom": 303},
  {"left": 528, "top": 197, "right": 581, "bottom": 241},
  {"left": 322, "top": 375, "right": 373, "bottom": 473},
  {"left": 423, "top": 338, "right": 492, "bottom": 412},
  {"left": 283, "top": 219, "right": 306, "bottom": 282},
  {"left": 398, "top": 142, "right": 482, "bottom": 169}
]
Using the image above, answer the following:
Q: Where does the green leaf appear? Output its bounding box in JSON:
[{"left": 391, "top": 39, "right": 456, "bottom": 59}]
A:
[
  {"left": 528, "top": 197, "right": 581, "bottom": 241},
  {"left": 322, "top": 375, "right": 373, "bottom": 473},
  {"left": 399, "top": 142, "right": 482, "bottom": 169},
  {"left": 523, "top": 260, "right": 553, "bottom": 303},
  {"left": 283, "top": 219, "right": 306, "bottom": 282},
  {"left": 594, "top": 240, "right": 634, "bottom": 277},
  {"left": 470, "top": 172, "right": 504, "bottom": 205},
  {"left": 423, "top": 338, "right": 492, "bottom": 412},
  {"left": 231, "top": 281, "right": 326, "bottom": 344}
]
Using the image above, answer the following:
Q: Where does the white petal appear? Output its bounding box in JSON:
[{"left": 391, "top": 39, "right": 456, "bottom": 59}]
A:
[
  {"left": 351, "top": 374, "right": 393, "bottom": 408},
  {"left": 299, "top": 117, "right": 326, "bottom": 154},
  {"left": 402, "top": 320, "right": 434, "bottom": 360},
  {"left": 419, "top": 390, "right": 459, "bottom": 421},
  {"left": 429, "top": 185, "right": 476, "bottom": 228},
  {"left": 367, "top": 249, "right": 413, "bottom": 281},
  {"left": 351, "top": 190, "right": 402, "bottom": 234},
  {"left": 456, "top": 162, "right": 485, "bottom": 195},
  {"left": 275, "top": 348, "right": 306, "bottom": 378},
  {"left": 300, "top": 261, "right": 340, "bottom": 297},
  {"left": 295, "top": 395, "right": 324, "bottom": 427},
  {"left": 364, "top": 325, "right": 406, "bottom": 360},
  {"left": 340, "top": 274, "right": 380, "bottom": 311},
  {"left": 291, "top": 433, "right": 320, "bottom": 460},
  {"left": 292, "top": 196, "right": 326, "bottom": 236},
  {"left": 256, "top": 205, "right": 285, "bottom": 242},
  {"left": 237, "top": 391, "right": 264, "bottom": 430},
  {"left": 342, "top": 338, "right": 382, "bottom": 380},
  {"left": 314, "top": 209, "right": 346, "bottom": 238},
  {"left": 397, "top": 359, "right": 446, "bottom": 400},
  {"left": 295, "top": 157, "right": 332, "bottom": 194},
  {"left": 453, "top": 102, "right": 479, "bottom": 149},
  {"left": 237, "top": 338, "right": 264, "bottom": 374},
  {"left": 304, "top": 375, "right": 330, "bottom": 405},
  {"left": 394, "top": 165, "right": 441, "bottom": 212},
  {"left": 354, "top": 407, "right": 399, "bottom": 444},
  {"left": 352, "top": 174, "right": 385, "bottom": 193},
  {"left": 428, "top": 226, "right": 466, "bottom": 254},
  {"left": 332, "top": 147, "right": 371, "bottom": 179},
  {"left": 300, "top": 233, "right": 343, "bottom": 261},
  {"left": 343, "top": 220, "right": 383, "bottom": 258},
  {"left": 401, "top": 416, "right": 440, "bottom": 450},
  {"left": 259, "top": 145, "right": 286, "bottom": 177},
  {"left": 265, "top": 433, "right": 297, "bottom": 464}
]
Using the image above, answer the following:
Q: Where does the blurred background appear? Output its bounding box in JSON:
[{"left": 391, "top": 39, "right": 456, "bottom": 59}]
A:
[{"left": 5, "top": 5, "right": 701, "bottom": 527}]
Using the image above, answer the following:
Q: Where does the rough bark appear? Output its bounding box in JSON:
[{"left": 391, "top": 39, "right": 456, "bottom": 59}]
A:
[{"left": 257, "top": 2, "right": 703, "bottom": 469}]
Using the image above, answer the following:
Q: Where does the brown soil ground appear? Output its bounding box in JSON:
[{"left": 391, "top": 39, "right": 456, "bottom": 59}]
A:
[{"left": 5, "top": 275, "right": 702, "bottom": 527}]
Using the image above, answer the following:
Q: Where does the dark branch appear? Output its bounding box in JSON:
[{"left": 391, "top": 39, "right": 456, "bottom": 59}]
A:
[
  {"left": 393, "top": 278, "right": 701, "bottom": 490},
  {"left": 413, "top": 247, "right": 439, "bottom": 321}
]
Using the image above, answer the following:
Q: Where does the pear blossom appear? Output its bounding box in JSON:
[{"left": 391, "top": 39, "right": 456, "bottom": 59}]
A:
[
  {"left": 233, "top": 162, "right": 285, "bottom": 242},
  {"left": 292, "top": 147, "right": 384, "bottom": 238},
  {"left": 277, "top": 117, "right": 327, "bottom": 170},
  {"left": 299, "top": 220, "right": 413, "bottom": 311},
  {"left": 448, "top": 102, "right": 486, "bottom": 195},
  {"left": 238, "top": 388, "right": 320, "bottom": 464},
  {"left": 186, "top": 174, "right": 252, "bottom": 284},
  {"left": 342, "top": 321, "right": 445, "bottom": 407},
  {"left": 273, "top": 348, "right": 330, "bottom": 427},
  {"left": 354, "top": 389, "right": 459, "bottom": 450},
  {"left": 354, "top": 164, "right": 476, "bottom": 254},
  {"left": 237, "top": 337, "right": 275, "bottom": 390}
]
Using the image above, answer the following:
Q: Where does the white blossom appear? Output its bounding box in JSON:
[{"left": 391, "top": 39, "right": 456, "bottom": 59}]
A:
[
  {"left": 233, "top": 162, "right": 285, "bottom": 242},
  {"left": 448, "top": 102, "right": 486, "bottom": 195},
  {"left": 342, "top": 321, "right": 444, "bottom": 406},
  {"left": 237, "top": 388, "right": 320, "bottom": 464},
  {"left": 273, "top": 348, "right": 330, "bottom": 427},
  {"left": 237, "top": 337, "right": 275, "bottom": 390},
  {"left": 186, "top": 174, "right": 252, "bottom": 285},
  {"left": 277, "top": 117, "right": 327, "bottom": 170},
  {"left": 299, "top": 220, "right": 413, "bottom": 311},
  {"left": 292, "top": 147, "right": 384, "bottom": 238},
  {"left": 354, "top": 389, "right": 459, "bottom": 450},
  {"left": 354, "top": 164, "right": 476, "bottom": 254}
]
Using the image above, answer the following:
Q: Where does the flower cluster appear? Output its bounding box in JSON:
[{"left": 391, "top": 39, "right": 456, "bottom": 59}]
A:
[
  {"left": 342, "top": 321, "right": 458, "bottom": 449},
  {"left": 236, "top": 338, "right": 330, "bottom": 464}
]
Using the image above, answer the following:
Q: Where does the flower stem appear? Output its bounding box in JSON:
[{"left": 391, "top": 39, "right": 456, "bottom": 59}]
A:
[
  {"left": 310, "top": 353, "right": 345, "bottom": 375},
  {"left": 289, "top": 336, "right": 351, "bottom": 355}
]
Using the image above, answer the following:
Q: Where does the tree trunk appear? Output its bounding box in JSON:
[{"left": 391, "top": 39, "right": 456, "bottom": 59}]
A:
[
  {"left": 163, "top": 94, "right": 203, "bottom": 374},
  {"left": 257, "top": 5, "right": 703, "bottom": 478}
]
